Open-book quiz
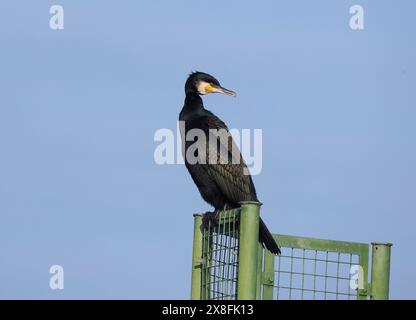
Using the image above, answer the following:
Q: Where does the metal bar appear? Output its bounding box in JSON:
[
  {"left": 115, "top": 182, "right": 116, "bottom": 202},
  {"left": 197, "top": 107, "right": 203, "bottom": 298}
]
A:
[
  {"left": 301, "top": 249, "right": 305, "bottom": 299},
  {"left": 237, "top": 201, "right": 260, "bottom": 300},
  {"left": 335, "top": 253, "right": 340, "bottom": 300},
  {"left": 313, "top": 250, "right": 317, "bottom": 300},
  {"left": 267, "top": 254, "right": 353, "bottom": 265},
  {"left": 289, "top": 248, "right": 294, "bottom": 299},
  {"left": 218, "top": 214, "right": 224, "bottom": 299},
  {"left": 262, "top": 248, "right": 275, "bottom": 300},
  {"left": 225, "top": 214, "right": 232, "bottom": 298},
  {"left": 273, "top": 270, "right": 350, "bottom": 280},
  {"left": 256, "top": 243, "right": 263, "bottom": 300},
  {"left": 231, "top": 212, "right": 238, "bottom": 299},
  {"left": 191, "top": 214, "right": 203, "bottom": 300},
  {"left": 273, "top": 234, "right": 368, "bottom": 255},
  {"left": 204, "top": 217, "right": 213, "bottom": 299},
  {"left": 348, "top": 254, "right": 352, "bottom": 299},
  {"left": 276, "top": 252, "right": 281, "bottom": 299},
  {"left": 324, "top": 251, "right": 328, "bottom": 299},
  {"left": 370, "top": 242, "right": 392, "bottom": 300},
  {"left": 271, "top": 286, "right": 355, "bottom": 297}
]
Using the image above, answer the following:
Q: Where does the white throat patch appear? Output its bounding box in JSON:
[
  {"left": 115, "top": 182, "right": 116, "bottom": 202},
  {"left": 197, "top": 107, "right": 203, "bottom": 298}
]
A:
[{"left": 196, "top": 81, "right": 211, "bottom": 95}]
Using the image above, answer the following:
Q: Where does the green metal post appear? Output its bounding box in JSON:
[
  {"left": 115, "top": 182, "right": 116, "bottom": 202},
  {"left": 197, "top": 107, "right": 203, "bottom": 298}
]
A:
[
  {"left": 237, "top": 201, "right": 260, "bottom": 300},
  {"left": 190, "top": 214, "right": 203, "bottom": 300},
  {"left": 370, "top": 242, "right": 392, "bottom": 300},
  {"left": 262, "top": 248, "right": 275, "bottom": 300},
  {"left": 256, "top": 243, "right": 263, "bottom": 300}
]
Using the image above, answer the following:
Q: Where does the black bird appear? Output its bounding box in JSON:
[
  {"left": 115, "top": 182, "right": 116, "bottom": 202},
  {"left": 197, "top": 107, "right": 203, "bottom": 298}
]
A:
[{"left": 179, "top": 71, "right": 280, "bottom": 254}]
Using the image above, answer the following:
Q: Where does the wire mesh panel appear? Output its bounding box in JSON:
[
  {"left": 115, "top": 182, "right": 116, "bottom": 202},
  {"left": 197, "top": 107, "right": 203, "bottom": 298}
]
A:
[
  {"left": 201, "top": 209, "right": 240, "bottom": 300},
  {"left": 262, "top": 234, "right": 370, "bottom": 300},
  {"left": 193, "top": 212, "right": 390, "bottom": 300}
]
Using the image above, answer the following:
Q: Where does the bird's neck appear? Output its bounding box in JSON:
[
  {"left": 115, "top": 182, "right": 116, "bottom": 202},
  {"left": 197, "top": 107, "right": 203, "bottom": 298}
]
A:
[{"left": 184, "top": 92, "right": 204, "bottom": 112}]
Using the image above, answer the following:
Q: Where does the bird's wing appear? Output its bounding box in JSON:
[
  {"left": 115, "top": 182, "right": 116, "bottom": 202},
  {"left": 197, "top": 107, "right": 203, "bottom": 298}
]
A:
[{"left": 187, "top": 113, "right": 258, "bottom": 204}]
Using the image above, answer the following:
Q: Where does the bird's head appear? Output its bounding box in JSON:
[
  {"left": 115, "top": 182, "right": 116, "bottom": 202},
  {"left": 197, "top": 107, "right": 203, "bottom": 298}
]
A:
[{"left": 185, "top": 71, "right": 236, "bottom": 97}]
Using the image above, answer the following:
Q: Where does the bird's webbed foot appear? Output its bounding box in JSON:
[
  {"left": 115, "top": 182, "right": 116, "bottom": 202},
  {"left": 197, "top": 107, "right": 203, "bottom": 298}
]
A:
[{"left": 202, "top": 210, "right": 219, "bottom": 229}]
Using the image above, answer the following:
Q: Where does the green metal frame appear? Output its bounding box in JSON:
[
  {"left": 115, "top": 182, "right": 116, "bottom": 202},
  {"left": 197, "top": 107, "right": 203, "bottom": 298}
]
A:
[
  {"left": 190, "top": 207, "right": 392, "bottom": 300},
  {"left": 370, "top": 242, "right": 392, "bottom": 299},
  {"left": 191, "top": 214, "right": 203, "bottom": 300},
  {"left": 262, "top": 234, "right": 370, "bottom": 300}
]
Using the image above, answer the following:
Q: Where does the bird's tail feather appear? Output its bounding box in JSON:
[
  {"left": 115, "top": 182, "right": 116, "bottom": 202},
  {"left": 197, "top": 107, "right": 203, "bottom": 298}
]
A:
[{"left": 259, "top": 217, "right": 281, "bottom": 255}]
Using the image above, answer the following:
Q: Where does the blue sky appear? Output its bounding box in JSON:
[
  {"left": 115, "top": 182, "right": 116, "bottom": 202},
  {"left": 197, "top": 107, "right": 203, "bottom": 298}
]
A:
[{"left": 0, "top": 1, "right": 414, "bottom": 299}]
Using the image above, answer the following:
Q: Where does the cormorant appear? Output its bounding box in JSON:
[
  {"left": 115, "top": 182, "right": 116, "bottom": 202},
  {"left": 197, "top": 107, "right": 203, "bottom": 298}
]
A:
[{"left": 179, "top": 71, "right": 280, "bottom": 254}]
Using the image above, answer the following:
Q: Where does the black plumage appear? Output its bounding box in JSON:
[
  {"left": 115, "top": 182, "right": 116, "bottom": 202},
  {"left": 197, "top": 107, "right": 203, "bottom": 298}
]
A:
[{"left": 179, "top": 72, "right": 280, "bottom": 254}]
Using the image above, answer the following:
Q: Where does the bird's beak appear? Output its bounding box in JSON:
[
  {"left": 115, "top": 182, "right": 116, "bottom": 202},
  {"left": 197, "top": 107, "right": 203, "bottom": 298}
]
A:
[{"left": 212, "top": 85, "right": 237, "bottom": 97}]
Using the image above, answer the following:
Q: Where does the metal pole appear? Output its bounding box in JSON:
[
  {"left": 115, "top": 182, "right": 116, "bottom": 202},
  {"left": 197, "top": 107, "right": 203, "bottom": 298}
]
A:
[
  {"left": 190, "top": 214, "right": 203, "bottom": 300},
  {"left": 237, "top": 201, "right": 260, "bottom": 300},
  {"left": 370, "top": 242, "right": 392, "bottom": 300},
  {"left": 256, "top": 243, "right": 263, "bottom": 300},
  {"left": 262, "top": 248, "right": 275, "bottom": 300}
]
